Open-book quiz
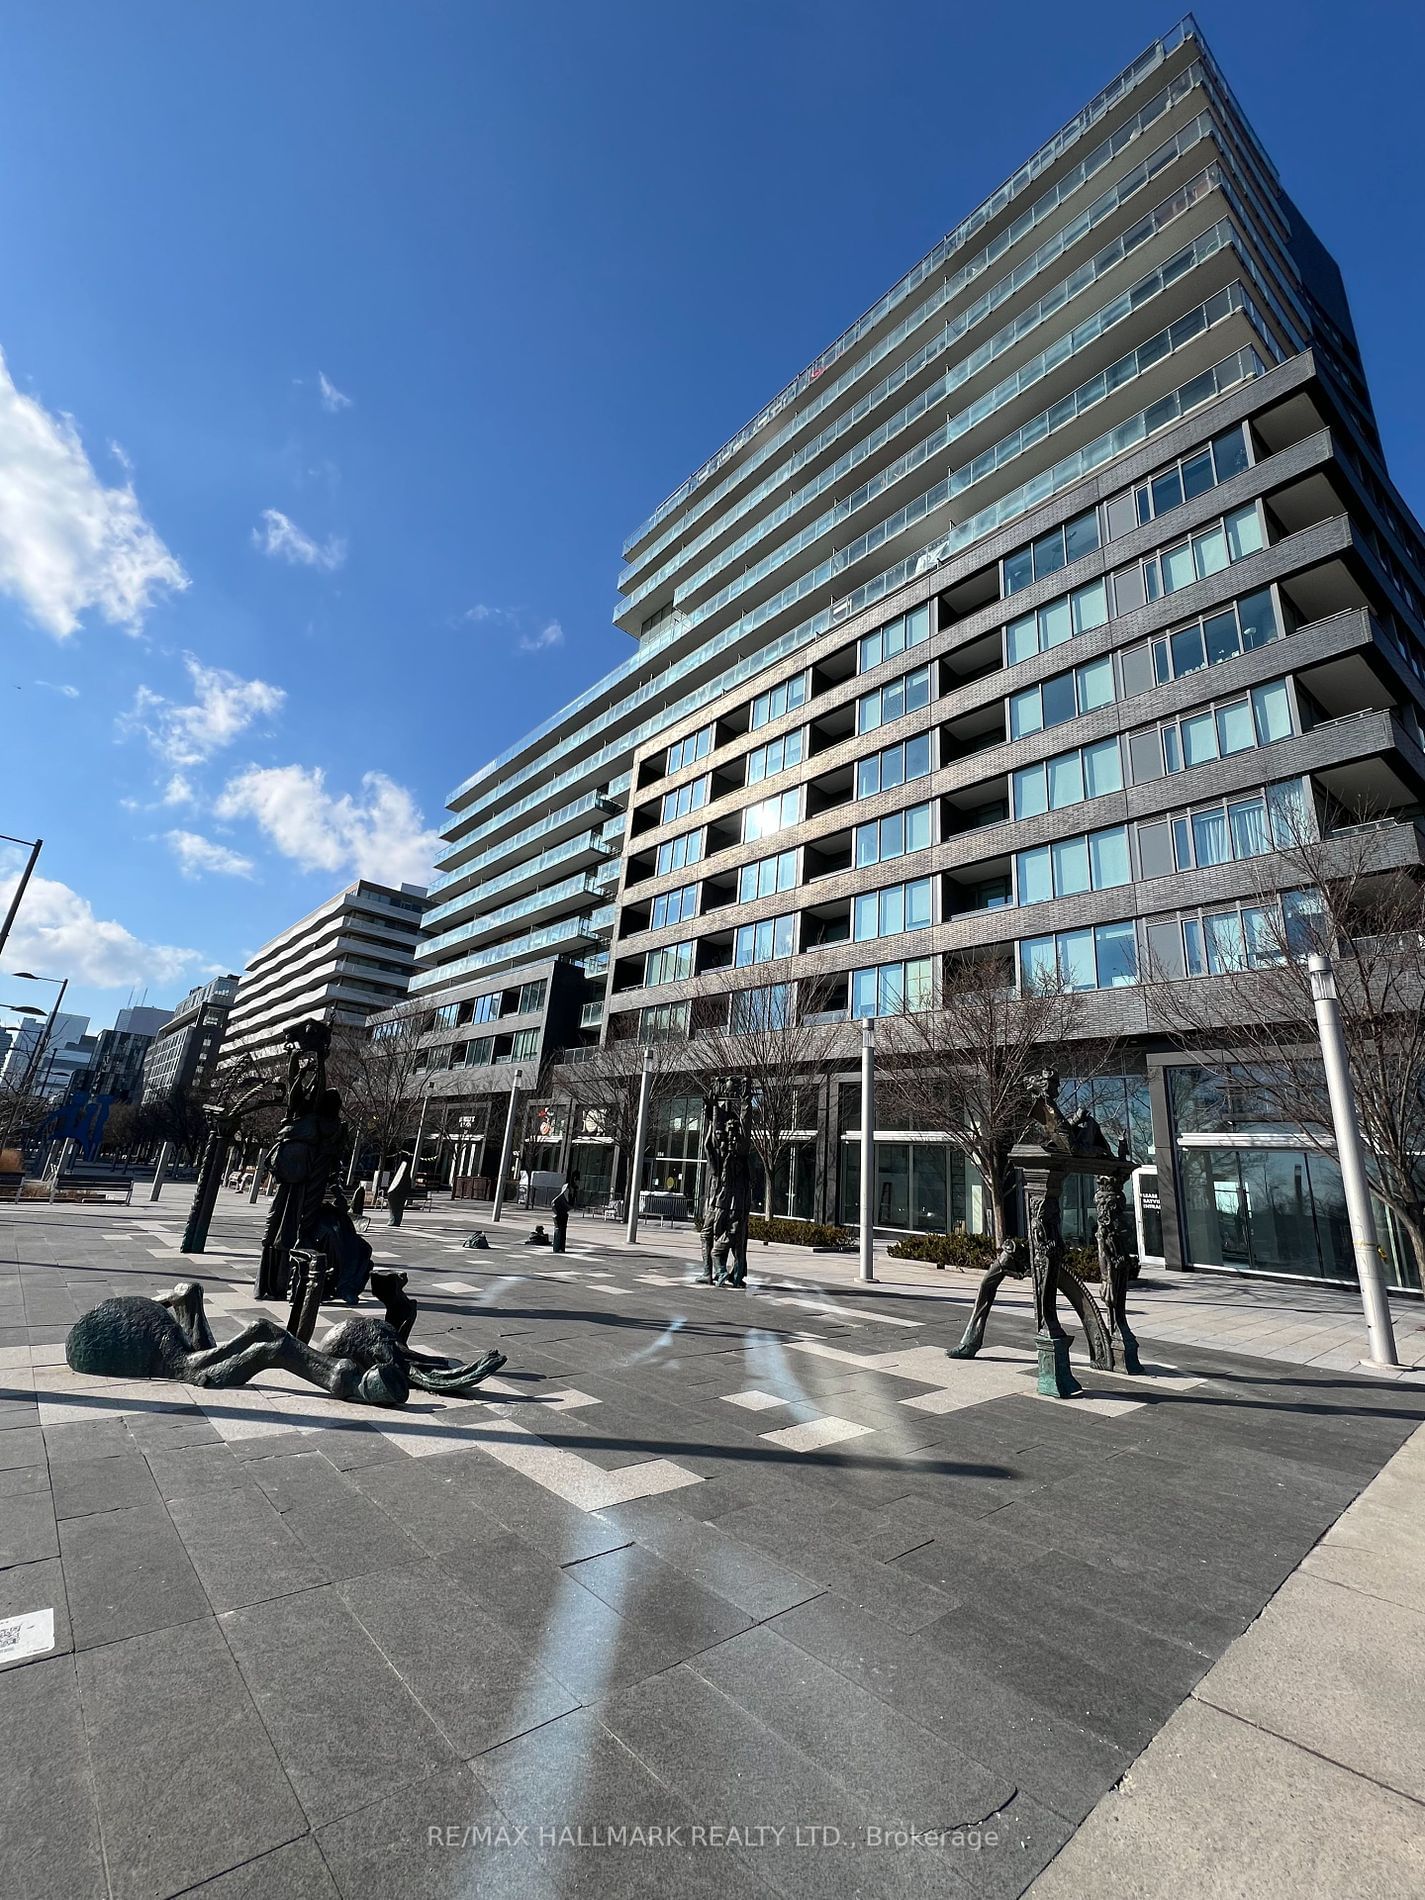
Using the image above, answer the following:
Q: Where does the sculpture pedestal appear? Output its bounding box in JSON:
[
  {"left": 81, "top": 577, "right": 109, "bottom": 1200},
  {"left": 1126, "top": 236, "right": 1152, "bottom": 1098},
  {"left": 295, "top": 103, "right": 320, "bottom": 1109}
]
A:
[{"left": 1036, "top": 1328, "right": 1081, "bottom": 1398}]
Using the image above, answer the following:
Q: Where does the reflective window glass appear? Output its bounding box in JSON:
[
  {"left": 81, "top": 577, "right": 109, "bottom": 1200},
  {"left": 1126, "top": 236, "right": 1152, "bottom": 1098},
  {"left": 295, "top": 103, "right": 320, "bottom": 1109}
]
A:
[
  {"left": 1181, "top": 448, "right": 1215, "bottom": 501},
  {"left": 1058, "top": 927, "right": 1097, "bottom": 990},
  {"left": 1041, "top": 673, "right": 1077, "bottom": 728},
  {"left": 1095, "top": 920, "right": 1138, "bottom": 987},
  {"left": 1003, "top": 548, "right": 1034, "bottom": 595},
  {"left": 1162, "top": 542, "right": 1195, "bottom": 592},
  {"left": 1048, "top": 751, "right": 1085, "bottom": 807},
  {"left": 1171, "top": 624, "right": 1206, "bottom": 675},
  {"left": 1191, "top": 522, "right": 1228, "bottom": 579},
  {"left": 1076, "top": 657, "right": 1114, "bottom": 712},
  {"left": 1065, "top": 510, "right": 1100, "bottom": 563},
  {"left": 1238, "top": 588, "right": 1277, "bottom": 649},
  {"left": 1211, "top": 426, "right": 1249, "bottom": 482},
  {"left": 1019, "top": 846, "right": 1053, "bottom": 905},
  {"left": 1013, "top": 764, "right": 1047, "bottom": 819},
  {"left": 1182, "top": 712, "right": 1218, "bottom": 766},
  {"left": 1090, "top": 826, "right": 1130, "bottom": 887},
  {"left": 1252, "top": 680, "right": 1292, "bottom": 743},
  {"left": 1225, "top": 504, "right": 1263, "bottom": 560},
  {"left": 1084, "top": 738, "right": 1123, "bottom": 796},
  {"left": 1203, "top": 609, "right": 1240, "bottom": 665},
  {"left": 1006, "top": 615, "right": 1037, "bottom": 665},
  {"left": 1020, "top": 936, "right": 1057, "bottom": 991},
  {"left": 1052, "top": 836, "right": 1091, "bottom": 896},
  {"left": 1041, "top": 596, "right": 1072, "bottom": 648},
  {"left": 906, "top": 804, "right": 932, "bottom": 853},
  {"left": 1215, "top": 699, "right": 1253, "bottom": 754},
  {"left": 1192, "top": 808, "right": 1231, "bottom": 866}
]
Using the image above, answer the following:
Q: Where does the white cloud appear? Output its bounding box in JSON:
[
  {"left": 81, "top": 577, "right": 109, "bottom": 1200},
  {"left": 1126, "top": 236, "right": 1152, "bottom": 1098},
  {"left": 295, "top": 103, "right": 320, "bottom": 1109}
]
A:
[
  {"left": 161, "top": 773, "right": 195, "bottom": 806},
  {"left": 164, "top": 829, "right": 256, "bottom": 880},
  {"left": 34, "top": 680, "right": 80, "bottom": 698},
  {"left": 517, "top": 619, "right": 564, "bottom": 653},
  {"left": 122, "top": 653, "right": 285, "bottom": 768},
  {"left": 0, "top": 853, "right": 209, "bottom": 990},
  {"left": 0, "top": 346, "right": 188, "bottom": 640},
  {"left": 253, "top": 508, "right": 346, "bottom": 572},
  {"left": 318, "top": 371, "right": 353, "bottom": 413},
  {"left": 462, "top": 603, "right": 511, "bottom": 624},
  {"left": 215, "top": 763, "right": 436, "bottom": 886}
]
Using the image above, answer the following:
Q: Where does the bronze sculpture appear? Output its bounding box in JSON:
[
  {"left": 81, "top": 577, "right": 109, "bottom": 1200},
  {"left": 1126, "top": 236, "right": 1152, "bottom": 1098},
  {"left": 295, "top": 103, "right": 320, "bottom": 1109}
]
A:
[
  {"left": 699, "top": 1083, "right": 752, "bottom": 1287},
  {"left": 256, "top": 1021, "right": 346, "bottom": 1301},
  {"left": 949, "top": 1074, "right": 1139, "bottom": 1396},
  {"left": 65, "top": 1281, "right": 506, "bottom": 1408}
]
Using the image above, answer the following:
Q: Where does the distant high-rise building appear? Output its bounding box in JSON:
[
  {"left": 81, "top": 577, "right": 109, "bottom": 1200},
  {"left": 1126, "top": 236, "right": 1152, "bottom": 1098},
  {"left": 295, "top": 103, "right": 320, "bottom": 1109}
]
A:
[
  {"left": 80, "top": 1008, "right": 175, "bottom": 1104},
  {"left": 219, "top": 881, "right": 428, "bottom": 1070},
  {"left": 1, "top": 1012, "right": 94, "bottom": 1101},
  {"left": 141, "top": 975, "right": 240, "bottom": 1104}
]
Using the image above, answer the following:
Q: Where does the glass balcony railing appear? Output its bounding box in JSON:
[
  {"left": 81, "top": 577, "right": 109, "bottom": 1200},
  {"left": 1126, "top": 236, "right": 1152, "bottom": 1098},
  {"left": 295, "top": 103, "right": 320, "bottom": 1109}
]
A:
[
  {"left": 424, "top": 828, "right": 616, "bottom": 927},
  {"left": 447, "top": 326, "right": 1274, "bottom": 853},
  {"left": 411, "top": 914, "right": 602, "bottom": 990},
  {"left": 621, "top": 117, "right": 1227, "bottom": 614},
  {"left": 621, "top": 19, "right": 1197, "bottom": 556},
  {"left": 422, "top": 873, "right": 606, "bottom": 959}
]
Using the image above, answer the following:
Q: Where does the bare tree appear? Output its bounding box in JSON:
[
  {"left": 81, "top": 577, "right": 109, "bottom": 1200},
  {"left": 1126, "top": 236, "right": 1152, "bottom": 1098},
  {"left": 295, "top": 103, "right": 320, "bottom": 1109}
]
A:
[
  {"left": 879, "top": 949, "right": 1119, "bottom": 1241},
  {"left": 1146, "top": 817, "right": 1425, "bottom": 1277},
  {"left": 700, "top": 965, "right": 842, "bottom": 1216},
  {"left": 550, "top": 1032, "right": 686, "bottom": 1204},
  {"left": 328, "top": 1003, "right": 431, "bottom": 1181}
]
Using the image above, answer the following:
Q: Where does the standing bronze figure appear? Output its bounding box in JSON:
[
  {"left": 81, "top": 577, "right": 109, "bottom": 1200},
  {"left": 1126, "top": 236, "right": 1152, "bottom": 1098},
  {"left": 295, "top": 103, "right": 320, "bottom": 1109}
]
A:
[
  {"left": 699, "top": 1084, "right": 752, "bottom": 1287},
  {"left": 255, "top": 1021, "right": 345, "bottom": 1301}
]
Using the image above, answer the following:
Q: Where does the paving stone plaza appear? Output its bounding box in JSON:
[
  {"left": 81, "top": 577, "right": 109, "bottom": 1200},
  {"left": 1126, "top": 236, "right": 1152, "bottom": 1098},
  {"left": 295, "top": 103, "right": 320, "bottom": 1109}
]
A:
[{"left": 3, "top": 1192, "right": 1424, "bottom": 1898}]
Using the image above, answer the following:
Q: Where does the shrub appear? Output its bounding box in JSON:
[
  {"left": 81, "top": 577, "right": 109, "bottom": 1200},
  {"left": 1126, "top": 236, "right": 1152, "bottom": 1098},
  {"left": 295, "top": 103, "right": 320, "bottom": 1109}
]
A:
[
  {"left": 747, "top": 1215, "right": 854, "bottom": 1249},
  {"left": 1062, "top": 1243, "right": 1101, "bottom": 1282},
  {"left": 886, "top": 1230, "right": 997, "bottom": 1271}
]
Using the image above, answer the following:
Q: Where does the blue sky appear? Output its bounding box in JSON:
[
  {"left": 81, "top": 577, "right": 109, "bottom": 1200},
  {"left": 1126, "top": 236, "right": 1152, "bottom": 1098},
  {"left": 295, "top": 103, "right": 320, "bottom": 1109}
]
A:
[{"left": 2, "top": 0, "right": 1423, "bottom": 1032}]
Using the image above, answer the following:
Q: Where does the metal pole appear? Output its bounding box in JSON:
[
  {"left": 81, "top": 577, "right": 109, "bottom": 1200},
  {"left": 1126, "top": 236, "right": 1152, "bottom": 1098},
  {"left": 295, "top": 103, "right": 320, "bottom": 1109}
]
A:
[
  {"left": 0, "top": 837, "right": 41, "bottom": 963},
  {"left": 1309, "top": 953, "right": 1399, "bottom": 1366},
  {"left": 17, "top": 976, "right": 68, "bottom": 1099},
  {"left": 49, "top": 1136, "right": 73, "bottom": 1202},
  {"left": 626, "top": 1048, "right": 653, "bottom": 1244},
  {"left": 247, "top": 1159, "right": 265, "bottom": 1204},
  {"left": 411, "top": 1087, "right": 432, "bottom": 1183},
  {"left": 491, "top": 1068, "right": 522, "bottom": 1221},
  {"left": 149, "top": 1140, "right": 172, "bottom": 1201},
  {"left": 859, "top": 1018, "right": 876, "bottom": 1282}
]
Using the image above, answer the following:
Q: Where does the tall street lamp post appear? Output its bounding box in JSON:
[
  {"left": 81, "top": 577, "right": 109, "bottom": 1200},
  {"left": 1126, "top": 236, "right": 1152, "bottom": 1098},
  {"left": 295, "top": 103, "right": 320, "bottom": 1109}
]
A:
[{"left": 0, "top": 835, "right": 42, "bottom": 963}]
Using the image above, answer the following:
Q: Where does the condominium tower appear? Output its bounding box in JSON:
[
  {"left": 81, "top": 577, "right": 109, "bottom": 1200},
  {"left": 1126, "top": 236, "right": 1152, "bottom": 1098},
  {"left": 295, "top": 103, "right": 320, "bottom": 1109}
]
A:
[{"left": 414, "top": 18, "right": 1425, "bottom": 1290}]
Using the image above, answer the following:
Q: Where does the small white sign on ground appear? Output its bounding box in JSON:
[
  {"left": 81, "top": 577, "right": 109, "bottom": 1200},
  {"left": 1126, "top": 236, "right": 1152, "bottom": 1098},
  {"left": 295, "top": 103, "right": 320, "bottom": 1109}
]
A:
[{"left": 0, "top": 1607, "right": 55, "bottom": 1665}]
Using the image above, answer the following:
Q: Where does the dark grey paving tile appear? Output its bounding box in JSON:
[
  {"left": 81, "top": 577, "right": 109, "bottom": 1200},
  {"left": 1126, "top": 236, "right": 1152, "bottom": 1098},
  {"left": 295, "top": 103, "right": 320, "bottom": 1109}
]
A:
[
  {"left": 340, "top": 1455, "right": 511, "bottom": 1557},
  {"left": 601, "top": 1495, "right": 824, "bottom": 1619},
  {"left": 423, "top": 1445, "right": 636, "bottom": 1562},
  {"left": 339, "top": 1561, "right": 580, "bottom": 1756},
  {"left": 227, "top": 1429, "right": 324, "bottom": 1462},
  {"left": 305, "top": 1423, "right": 406, "bottom": 1471},
  {"left": 167, "top": 1484, "right": 330, "bottom": 1611},
  {"left": 0, "top": 1479, "right": 58, "bottom": 1567},
  {"left": 0, "top": 1654, "right": 106, "bottom": 1899},
  {"left": 315, "top": 1763, "right": 550, "bottom": 1900},
  {"left": 601, "top": 1664, "right": 970, "bottom": 1899},
  {"left": 76, "top": 1616, "right": 308, "bottom": 1900},
  {"left": 770, "top": 1591, "right": 1128, "bottom": 1827},
  {"left": 0, "top": 1423, "right": 44, "bottom": 1469},
  {"left": 0, "top": 1397, "right": 41, "bottom": 1429},
  {"left": 146, "top": 1441, "right": 259, "bottom": 1502},
  {"left": 42, "top": 1416, "right": 135, "bottom": 1462},
  {"left": 437, "top": 1529, "right": 695, "bottom": 1702},
  {"left": 0, "top": 1458, "right": 50, "bottom": 1499},
  {"left": 246, "top": 1452, "right": 431, "bottom": 1581},
  {"left": 50, "top": 1450, "right": 161, "bottom": 1520},
  {"left": 716, "top": 1503, "right": 959, "bottom": 1634},
  {"left": 60, "top": 1499, "right": 212, "bottom": 1648},
  {"left": 565, "top": 1541, "right": 753, "bottom": 1652},
  {"left": 123, "top": 1408, "right": 224, "bottom": 1453},
  {"left": 171, "top": 1837, "right": 340, "bottom": 1899},
  {"left": 474, "top": 1705, "right": 769, "bottom": 1900},
  {"left": 221, "top": 1585, "right": 459, "bottom": 1826},
  {"left": 692, "top": 1626, "right": 1071, "bottom": 1899},
  {"left": 0, "top": 1555, "right": 70, "bottom": 1671}
]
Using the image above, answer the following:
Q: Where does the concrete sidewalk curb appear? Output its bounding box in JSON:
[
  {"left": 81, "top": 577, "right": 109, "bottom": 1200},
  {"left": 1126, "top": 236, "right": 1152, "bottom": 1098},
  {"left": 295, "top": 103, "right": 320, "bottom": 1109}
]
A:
[{"left": 1026, "top": 1420, "right": 1425, "bottom": 1898}]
